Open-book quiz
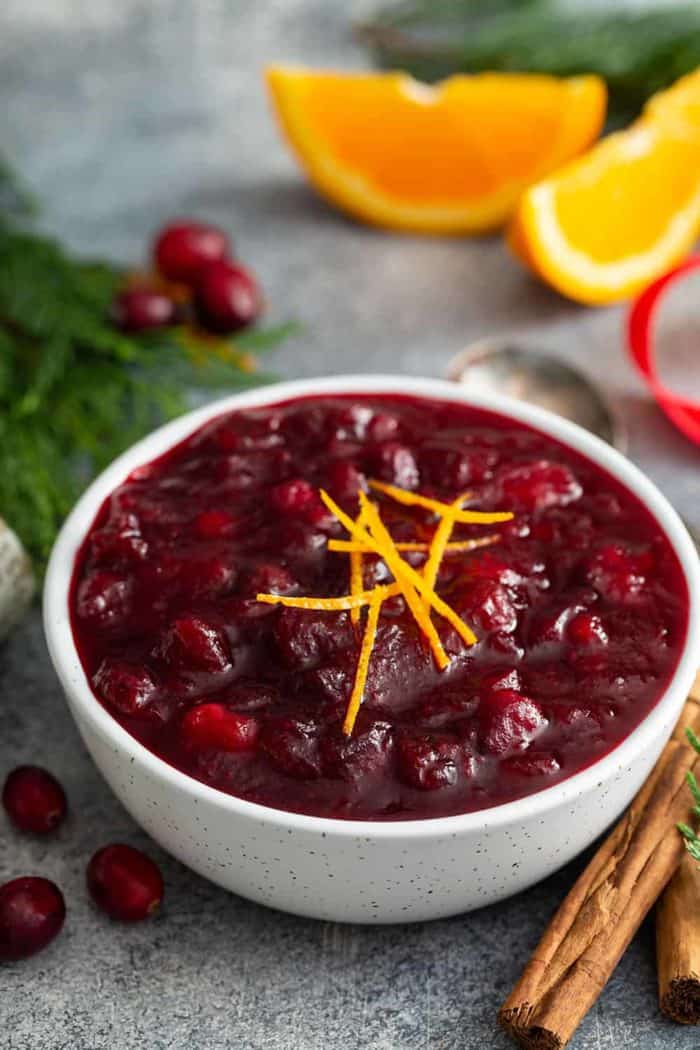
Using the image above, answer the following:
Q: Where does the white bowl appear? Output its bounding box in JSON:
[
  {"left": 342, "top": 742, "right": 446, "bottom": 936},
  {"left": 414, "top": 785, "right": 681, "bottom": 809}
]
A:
[{"left": 44, "top": 376, "right": 700, "bottom": 923}]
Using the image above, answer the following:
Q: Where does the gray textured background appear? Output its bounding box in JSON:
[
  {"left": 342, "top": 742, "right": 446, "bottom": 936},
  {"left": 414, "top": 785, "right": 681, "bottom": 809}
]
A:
[{"left": 1, "top": 2, "right": 699, "bottom": 1048}]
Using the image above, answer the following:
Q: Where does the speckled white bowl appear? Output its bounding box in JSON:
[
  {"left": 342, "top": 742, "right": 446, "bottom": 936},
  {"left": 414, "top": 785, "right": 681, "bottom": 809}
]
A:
[{"left": 44, "top": 376, "right": 700, "bottom": 923}]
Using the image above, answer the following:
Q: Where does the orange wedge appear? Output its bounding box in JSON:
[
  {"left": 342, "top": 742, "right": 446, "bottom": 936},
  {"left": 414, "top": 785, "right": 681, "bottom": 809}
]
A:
[
  {"left": 266, "top": 67, "right": 606, "bottom": 234},
  {"left": 509, "top": 71, "right": 700, "bottom": 305}
]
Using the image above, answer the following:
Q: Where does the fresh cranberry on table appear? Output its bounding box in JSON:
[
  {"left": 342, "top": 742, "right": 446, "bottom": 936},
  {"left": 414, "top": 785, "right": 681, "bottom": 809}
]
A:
[
  {"left": 194, "top": 259, "right": 262, "bottom": 333},
  {"left": 110, "top": 288, "right": 179, "bottom": 332},
  {"left": 180, "top": 703, "right": 259, "bottom": 753},
  {"left": 2, "top": 767, "right": 67, "bottom": 834},
  {"left": 0, "top": 877, "right": 65, "bottom": 961},
  {"left": 87, "top": 845, "right": 163, "bottom": 922},
  {"left": 154, "top": 220, "right": 229, "bottom": 284}
]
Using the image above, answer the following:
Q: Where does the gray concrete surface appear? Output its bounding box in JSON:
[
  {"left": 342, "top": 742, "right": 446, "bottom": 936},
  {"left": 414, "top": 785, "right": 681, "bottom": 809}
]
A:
[{"left": 1, "top": 2, "right": 699, "bottom": 1047}]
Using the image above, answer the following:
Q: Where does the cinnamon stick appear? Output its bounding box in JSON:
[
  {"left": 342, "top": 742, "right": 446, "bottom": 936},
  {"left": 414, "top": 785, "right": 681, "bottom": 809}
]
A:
[
  {"left": 655, "top": 674, "right": 700, "bottom": 1025},
  {"left": 656, "top": 854, "right": 700, "bottom": 1024},
  {"left": 499, "top": 676, "right": 700, "bottom": 1050}
]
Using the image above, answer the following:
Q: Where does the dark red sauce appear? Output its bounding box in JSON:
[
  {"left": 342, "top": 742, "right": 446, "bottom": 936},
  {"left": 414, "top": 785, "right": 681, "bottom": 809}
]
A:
[{"left": 70, "top": 394, "right": 688, "bottom": 820}]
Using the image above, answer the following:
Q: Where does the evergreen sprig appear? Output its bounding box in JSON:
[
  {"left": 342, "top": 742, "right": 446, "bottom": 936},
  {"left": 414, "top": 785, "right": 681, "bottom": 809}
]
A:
[
  {"left": 0, "top": 161, "right": 296, "bottom": 571},
  {"left": 358, "top": 1, "right": 700, "bottom": 124},
  {"left": 678, "top": 727, "right": 700, "bottom": 863}
]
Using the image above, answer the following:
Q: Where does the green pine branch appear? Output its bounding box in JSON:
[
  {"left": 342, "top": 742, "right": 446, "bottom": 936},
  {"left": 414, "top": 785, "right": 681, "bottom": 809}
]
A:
[
  {"left": 678, "top": 727, "right": 700, "bottom": 863},
  {"left": 358, "top": 1, "right": 700, "bottom": 124},
  {"left": 0, "top": 157, "right": 297, "bottom": 573}
]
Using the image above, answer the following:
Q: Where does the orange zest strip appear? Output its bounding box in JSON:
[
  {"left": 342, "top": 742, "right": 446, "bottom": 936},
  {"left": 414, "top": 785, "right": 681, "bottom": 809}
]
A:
[
  {"left": 320, "top": 489, "right": 450, "bottom": 669},
  {"left": 349, "top": 503, "right": 369, "bottom": 627},
  {"left": 357, "top": 492, "right": 478, "bottom": 650},
  {"left": 328, "top": 534, "right": 500, "bottom": 554},
  {"left": 421, "top": 492, "right": 469, "bottom": 610},
  {"left": 368, "top": 479, "right": 513, "bottom": 524},
  {"left": 354, "top": 494, "right": 452, "bottom": 669},
  {"left": 256, "top": 585, "right": 400, "bottom": 612},
  {"left": 343, "top": 587, "right": 385, "bottom": 736}
]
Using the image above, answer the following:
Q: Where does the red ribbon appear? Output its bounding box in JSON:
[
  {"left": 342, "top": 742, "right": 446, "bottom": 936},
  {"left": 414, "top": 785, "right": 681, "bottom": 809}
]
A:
[{"left": 627, "top": 254, "right": 700, "bottom": 445}]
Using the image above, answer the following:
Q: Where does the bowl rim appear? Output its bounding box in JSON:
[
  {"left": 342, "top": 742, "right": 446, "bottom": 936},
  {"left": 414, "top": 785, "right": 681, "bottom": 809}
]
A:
[{"left": 44, "top": 374, "right": 700, "bottom": 839}]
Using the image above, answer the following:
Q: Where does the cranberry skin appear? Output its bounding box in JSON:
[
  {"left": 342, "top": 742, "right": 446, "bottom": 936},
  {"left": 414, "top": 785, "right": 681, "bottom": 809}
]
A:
[
  {"left": 397, "top": 734, "right": 464, "bottom": 791},
  {"left": 194, "top": 509, "right": 234, "bottom": 539},
  {"left": 370, "top": 442, "right": 419, "bottom": 490},
  {"left": 478, "top": 690, "right": 547, "bottom": 756},
  {"left": 0, "top": 877, "right": 65, "bottom": 960},
  {"left": 269, "top": 478, "right": 316, "bottom": 516},
  {"left": 93, "top": 660, "right": 158, "bottom": 717},
  {"left": 87, "top": 844, "right": 163, "bottom": 922},
  {"left": 259, "top": 718, "right": 322, "bottom": 779},
  {"left": 110, "top": 289, "right": 179, "bottom": 333},
  {"left": 181, "top": 703, "right": 259, "bottom": 753},
  {"left": 568, "top": 611, "right": 608, "bottom": 647},
  {"left": 194, "top": 260, "right": 262, "bottom": 334},
  {"left": 159, "top": 616, "right": 232, "bottom": 672},
  {"left": 2, "top": 767, "right": 67, "bottom": 834},
  {"left": 154, "top": 221, "right": 229, "bottom": 284},
  {"left": 498, "top": 460, "right": 582, "bottom": 513}
]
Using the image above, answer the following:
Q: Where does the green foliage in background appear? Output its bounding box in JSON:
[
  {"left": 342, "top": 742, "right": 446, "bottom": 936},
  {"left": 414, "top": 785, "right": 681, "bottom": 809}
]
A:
[
  {"left": 0, "top": 162, "right": 295, "bottom": 571},
  {"left": 358, "top": 1, "right": 700, "bottom": 124}
]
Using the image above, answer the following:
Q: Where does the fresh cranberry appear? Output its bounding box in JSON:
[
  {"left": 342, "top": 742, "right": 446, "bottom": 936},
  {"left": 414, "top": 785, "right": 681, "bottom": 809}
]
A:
[
  {"left": 0, "top": 877, "right": 65, "bottom": 960},
  {"left": 159, "top": 616, "right": 232, "bottom": 672},
  {"left": 87, "top": 844, "right": 163, "bottom": 921},
  {"left": 370, "top": 442, "right": 419, "bottom": 490},
  {"left": 194, "top": 259, "right": 262, "bottom": 334},
  {"left": 194, "top": 509, "right": 235, "bottom": 539},
  {"left": 93, "top": 660, "right": 158, "bottom": 716},
  {"left": 478, "top": 690, "right": 547, "bottom": 756},
  {"left": 498, "top": 460, "right": 582, "bottom": 513},
  {"left": 110, "top": 288, "right": 179, "bottom": 333},
  {"left": 259, "top": 718, "right": 322, "bottom": 779},
  {"left": 567, "top": 611, "right": 608, "bottom": 647},
  {"left": 154, "top": 220, "right": 229, "bottom": 284},
  {"left": 3, "top": 767, "right": 67, "bottom": 834},
  {"left": 181, "top": 703, "right": 259, "bottom": 752},
  {"left": 397, "top": 734, "right": 464, "bottom": 790}
]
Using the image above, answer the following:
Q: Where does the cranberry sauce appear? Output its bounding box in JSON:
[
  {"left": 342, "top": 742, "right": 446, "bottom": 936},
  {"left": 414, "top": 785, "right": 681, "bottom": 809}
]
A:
[{"left": 70, "top": 394, "right": 688, "bottom": 820}]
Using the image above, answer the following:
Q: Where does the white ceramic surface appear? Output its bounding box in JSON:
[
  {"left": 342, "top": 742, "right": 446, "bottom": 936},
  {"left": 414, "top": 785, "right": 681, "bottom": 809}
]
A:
[{"left": 44, "top": 376, "right": 700, "bottom": 923}]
